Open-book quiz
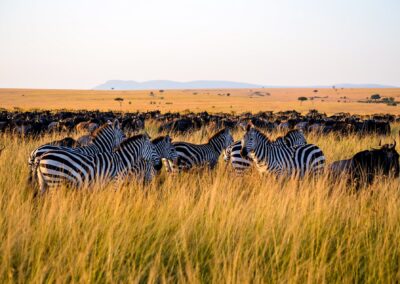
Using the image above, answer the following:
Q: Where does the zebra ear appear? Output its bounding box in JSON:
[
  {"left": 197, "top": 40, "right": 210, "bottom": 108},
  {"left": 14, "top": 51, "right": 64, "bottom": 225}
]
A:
[
  {"left": 246, "top": 123, "right": 253, "bottom": 132},
  {"left": 143, "top": 132, "right": 151, "bottom": 139},
  {"left": 113, "top": 119, "right": 120, "bottom": 129}
]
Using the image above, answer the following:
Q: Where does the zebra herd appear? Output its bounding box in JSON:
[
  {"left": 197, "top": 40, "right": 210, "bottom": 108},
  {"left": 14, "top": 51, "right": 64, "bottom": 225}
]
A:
[{"left": 28, "top": 119, "right": 329, "bottom": 193}]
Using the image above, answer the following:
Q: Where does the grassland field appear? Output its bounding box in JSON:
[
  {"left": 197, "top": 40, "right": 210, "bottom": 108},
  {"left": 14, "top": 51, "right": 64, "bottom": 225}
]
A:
[
  {"left": 1, "top": 89, "right": 400, "bottom": 283},
  {"left": 1, "top": 88, "right": 400, "bottom": 114}
]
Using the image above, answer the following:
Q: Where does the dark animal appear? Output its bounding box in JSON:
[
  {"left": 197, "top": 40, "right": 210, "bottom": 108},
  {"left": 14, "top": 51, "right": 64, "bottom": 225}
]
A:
[{"left": 330, "top": 141, "right": 399, "bottom": 187}]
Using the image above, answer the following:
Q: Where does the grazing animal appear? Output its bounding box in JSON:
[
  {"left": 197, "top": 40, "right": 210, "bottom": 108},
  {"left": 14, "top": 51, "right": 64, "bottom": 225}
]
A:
[
  {"left": 240, "top": 125, "right": 325, "bottom": 176},
  {"left": 28, "top": 120, "right": 125, "bottom": 184},
  {"left": 166, "top": 128, "right": 234, "bottom": 171},
  {"left": 224, "top": 129, "right": 307, "bottom": 174},
  {"left": 330, "top": 141, "right": 399, "bottom": 187},
  {"left": 36, "top": 134, "right": 158, "bottom": 193},
  {"left": 124, "top": 135, "right": 178, "bottom": 183}
]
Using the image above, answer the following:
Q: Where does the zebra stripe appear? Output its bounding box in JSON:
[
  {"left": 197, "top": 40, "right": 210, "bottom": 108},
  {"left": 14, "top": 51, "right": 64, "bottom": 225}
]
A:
[
  {"left": 29, "top": 119, "right": 125, "bottom": 167},
  {"left": 28, "top": 120, "right": 125, "bottom": 184},
  {"left": 167, "top": 128, "right": 234, "bottom": 171},
  {"left": 123, "top": 135, "right": 178, "bottom": 183},
  {"left": 240, "top": 127, "right": 325, "bottom": 176},
  {"left": 225, "top": 129, "right": 307, "bottom": 174},
  {"left": 36, "top": 134, "right": 157, "bottom": 192}
]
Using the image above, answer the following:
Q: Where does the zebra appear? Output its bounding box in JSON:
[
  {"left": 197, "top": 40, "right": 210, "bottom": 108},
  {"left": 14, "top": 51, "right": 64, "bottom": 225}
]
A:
[
  {"left": 240, "top": 125, "right": 325, "bottom": 177},
  {"left": 35, "top": 133, "right": 158, "bottom": 193},
  {"left": 224, "top": 129, "right": 307, "bottom": 174},
  {"left": 273, "top": 129, "right": 307, "bottom": 147},
  {"left": 166, "top": 128, "right": 234, "bottom": 171},
  {"left": 28, "top": 120, "right": 125, "bottom": 184},
  {"left": 121, "top": 135, "right": 178, "bottom": 184}
]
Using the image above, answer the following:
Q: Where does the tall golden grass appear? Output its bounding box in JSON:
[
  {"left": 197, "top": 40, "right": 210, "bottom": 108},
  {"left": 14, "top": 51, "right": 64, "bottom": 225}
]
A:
[{"left": 1, "top": 125, "right": 400, "bottom": 283}]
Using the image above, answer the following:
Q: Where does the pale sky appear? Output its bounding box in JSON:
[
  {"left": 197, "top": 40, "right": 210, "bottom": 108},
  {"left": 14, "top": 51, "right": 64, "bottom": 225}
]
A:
[{"left": 0, "top": 0, "right": 399, "bottom": 89}]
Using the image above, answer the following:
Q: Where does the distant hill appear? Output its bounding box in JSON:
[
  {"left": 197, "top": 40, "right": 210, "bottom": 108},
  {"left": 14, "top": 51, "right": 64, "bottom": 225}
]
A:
[
  {"left": 93, "top": 80, "right": 398, "bottom": 90},
  {"left": 94, "top": 80, "right": 264, "bottom": 90}
]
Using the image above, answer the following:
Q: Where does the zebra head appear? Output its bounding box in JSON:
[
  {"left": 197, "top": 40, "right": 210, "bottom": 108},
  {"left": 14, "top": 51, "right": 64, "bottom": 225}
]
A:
[
  {"left": 91, "top": 119, "right": 126, "bottom": 151},
  {"left": 208, "top": 128, "right": 234, "bottom": 154},
  {"left": 110, "top": 119, "right": 126, "bottom": 148},
  {"left": 152, "top": 135, "right": 178, "bottom": 163},
  {"left": 220, "top": 128, "right": 234, "bottom": 149},
  {"left": 143, "top": 133, "right": 162, "bottom": 170},
  {"left": 241, "top": 124, "right": 258, "bottom": 158},
  {"left": 116, "top": 133, "right": 159, "bottom": 167}
]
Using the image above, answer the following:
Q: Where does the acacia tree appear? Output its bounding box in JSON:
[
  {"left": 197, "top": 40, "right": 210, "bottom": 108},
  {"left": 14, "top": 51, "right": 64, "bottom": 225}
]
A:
[
  {"left": 370, "top": 94, "right": 381, "bottom": 101},
  {"left": 114, "top": 97, "right": 124, "bottom": 107},
  {"left": 298, "top": 97, "right": 308, "bottom": 105}
]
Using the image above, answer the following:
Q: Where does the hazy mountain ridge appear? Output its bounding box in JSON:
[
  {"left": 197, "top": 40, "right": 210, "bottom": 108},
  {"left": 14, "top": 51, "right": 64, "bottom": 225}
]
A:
[{"left": 94, "top": 80, "right": 398, "bottom": 90}]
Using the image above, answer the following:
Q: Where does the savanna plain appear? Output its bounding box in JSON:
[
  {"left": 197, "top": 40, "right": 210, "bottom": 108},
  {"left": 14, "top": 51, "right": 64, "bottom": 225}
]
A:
[{"left": 1, "top": 88, "right": 400, "bottom": 283}]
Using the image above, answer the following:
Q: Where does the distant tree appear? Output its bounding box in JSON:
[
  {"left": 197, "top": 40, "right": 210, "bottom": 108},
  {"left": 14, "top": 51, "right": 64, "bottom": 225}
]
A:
[
  {"left": 370, "top": 94, "right": 381, "bottom": 101},
  {"left": 114, "top": 97, "right": 124, "bottom": 107},
  {"left": 313, "top": 89, "right": 318, "bottom": 93},
  {"left": 111, "top": 87, "right": 115, "bottom": 90},
  {"left": 226, "top": 93, "right": 231, "bottom": 96},
  {"left": 159, "top": 89, "right": 164, "bottom": 93},
  {"left": 298, "top": 97, "right": 308, "bottom": 105}
]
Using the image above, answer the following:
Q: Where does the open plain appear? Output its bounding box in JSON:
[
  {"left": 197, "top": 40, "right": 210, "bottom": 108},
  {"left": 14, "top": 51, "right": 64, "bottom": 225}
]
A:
[{"left": 1, "top": 88, "right": 400, "bottom": 114}]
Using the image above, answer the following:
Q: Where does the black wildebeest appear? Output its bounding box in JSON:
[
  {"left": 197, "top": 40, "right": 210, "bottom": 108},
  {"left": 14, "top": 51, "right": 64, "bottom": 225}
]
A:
[{"left": 330, "top": 140, "right": 399, "bottom": 188}]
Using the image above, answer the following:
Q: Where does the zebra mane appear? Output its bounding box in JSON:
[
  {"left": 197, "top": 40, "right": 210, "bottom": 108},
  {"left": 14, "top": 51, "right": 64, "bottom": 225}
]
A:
[
  {"left": 285, "top": 129, "right": 302, "bottom": 136},
  {"left": 90, "top": 122, "right": 111, "bottom": 138},
  {"left": 274, "top": 129, "right": 299, "bottom": 143},
  {"left": 115, "top": 134, "right": 147, "bottom": 149},
  {"left": 152, "top": 136, "right": 166, "bottom": 144},
  {"left": 250, "top": 127, "right": 271, "bottom": 143},
  {"left": 208, "top": 128, "right": 228, "bottom": 142}
]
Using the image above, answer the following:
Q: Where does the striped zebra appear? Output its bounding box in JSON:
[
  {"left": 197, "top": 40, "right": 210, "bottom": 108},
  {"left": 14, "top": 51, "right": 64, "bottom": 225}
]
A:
[
  {"left": 166, "top": 128, "right": 234, "bottom": 171},
  {"left": 121, "top": 135, "right": 177, "bottom": 184},
  {"left": 224, "top": 129, "right": 307, "bottom": 174},
  {"left": 28, "top": 120, "right": 125, "bottom": 183},
  {"left": 35, "top": 134, "right": 158, "bottom": 193},
  {"left": 240, "top": 125, "right": 325, "bottom": 177}
]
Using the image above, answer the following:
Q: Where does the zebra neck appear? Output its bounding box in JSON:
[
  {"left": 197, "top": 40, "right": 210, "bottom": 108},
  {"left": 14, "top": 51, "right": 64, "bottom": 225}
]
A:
[
  {"left": 209, "top": 136, "right": 225, "bottom": 155},
  {"left": 153, "top": 142, "right": 164, "bottom": 158},
  {"left": 252, "top": 133, "right": 272, "bottom": 163},
  {"left": 91, "top": 135, "right": 112, "bottom": 152}
]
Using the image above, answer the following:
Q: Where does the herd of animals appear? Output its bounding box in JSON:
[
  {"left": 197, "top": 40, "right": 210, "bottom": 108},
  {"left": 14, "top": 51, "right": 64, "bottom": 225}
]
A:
[
  {"left": 0, "top": 109, "right": 399, "bottom": 194},
  {"left": 0, "top": 109, "right": 395, "bottom": 137}
]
